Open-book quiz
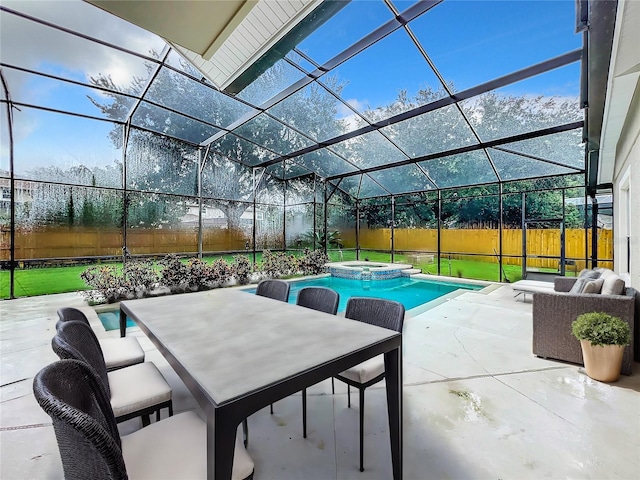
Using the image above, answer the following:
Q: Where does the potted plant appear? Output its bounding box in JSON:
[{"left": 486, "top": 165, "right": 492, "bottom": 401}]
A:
[{"left": 571, "top": 312, "right": 631, "bottom": 382}]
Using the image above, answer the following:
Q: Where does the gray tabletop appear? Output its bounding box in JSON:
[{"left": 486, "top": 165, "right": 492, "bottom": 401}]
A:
[{"left": 120, "top": 288, "right": 399, "bottom": 406}]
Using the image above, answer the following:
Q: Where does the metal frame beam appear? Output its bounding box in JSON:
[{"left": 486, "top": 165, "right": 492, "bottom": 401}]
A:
[
  {"left": 328, "top": 121, "right": 584, "bottom": 181},
  {"left": 259, "top": 50, "right": 581, "bottom": 170}
]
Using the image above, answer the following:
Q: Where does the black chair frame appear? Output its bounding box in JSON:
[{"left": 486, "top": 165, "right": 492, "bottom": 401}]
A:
[
  {"left": 333, "top": 297, "right": 405, "bottom": 472},
  {"left": 33, "top": 359, "right": 128, "bottom": 479},
  {"left": 296, "top": 287, "right": 340, "bottom": 439}
]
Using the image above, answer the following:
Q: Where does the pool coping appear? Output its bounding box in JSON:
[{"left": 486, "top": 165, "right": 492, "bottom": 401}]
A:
[{"left": 404, "top": 275, "right": 500, "bottom": 316}]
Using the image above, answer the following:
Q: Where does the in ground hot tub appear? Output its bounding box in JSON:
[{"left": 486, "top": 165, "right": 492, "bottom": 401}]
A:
[{"left": 326, "top": 261, "right": 412, "bottom": 280}]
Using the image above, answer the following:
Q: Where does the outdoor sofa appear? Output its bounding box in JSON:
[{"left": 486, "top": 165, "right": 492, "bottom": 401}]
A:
[{"left": 532, "top": 268, "right": 638, "bottom": 376}]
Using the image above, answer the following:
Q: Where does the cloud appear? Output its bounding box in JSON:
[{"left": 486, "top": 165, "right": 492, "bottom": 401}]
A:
[
  {"left": 337, "top": 98, "right": 368, "bottom": 118},
  {"left": 1, "top": 0, "right": 165, "bottom": 98},
  {"left": 0, "top": 0, "right": 166, "bottom": 168},
  {"left": 336, "top": 98, "right": 369, "bottom": 131}
]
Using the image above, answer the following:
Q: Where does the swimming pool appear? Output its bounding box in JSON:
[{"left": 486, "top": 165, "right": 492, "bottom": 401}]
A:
[
  {"left": 246, "top": 276, "right": 483, "bottom": 312},
  {"left": 98, "top": 277, "right": 483, "bottom": 330},
  {"left": 98, "top": 311, "right": 135, "bottom": 331}
]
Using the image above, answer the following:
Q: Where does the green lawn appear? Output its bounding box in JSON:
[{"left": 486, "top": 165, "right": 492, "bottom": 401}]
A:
[
  {"left": 0, "top": 253, "right": 266, "bottom": 299},
  {"left": 1, "top": 265, "right": 90, "bottom": 298},
  {"left": 2, "top": 250, "right": 557, "bottom": 298}
]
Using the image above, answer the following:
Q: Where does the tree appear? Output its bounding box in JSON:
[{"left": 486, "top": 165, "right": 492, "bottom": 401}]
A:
[
  {"left": 88, "top": 53, "right": 347, "bottom": 230},
  {"left": 340, "top": 80, "right": 584, "bottom": 228},
  {"left": 18, "top": 164, "right": 124, "bottom": 228}
]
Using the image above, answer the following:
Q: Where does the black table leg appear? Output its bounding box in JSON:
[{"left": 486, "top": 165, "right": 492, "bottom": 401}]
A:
[
  {"left": 384, "top": 346, "right": 403, "bottom": 480},
  {"left": 119, "top": 309, "right": 127, "bottom": 338},
  {"left": 211, "top": 409, "right": 237, "bottom": 480}
]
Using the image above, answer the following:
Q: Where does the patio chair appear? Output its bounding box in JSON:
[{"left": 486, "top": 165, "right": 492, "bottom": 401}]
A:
[
  {"left": 57, "top": 307, "right": 145, "bottom": 371},
  {"left": 33, "top": 359, "right": 254, "bottom": 480},
  {"left": 52, "top": 320, "right": 172, "bottom": 427},
  {"left": 274, "top": 287, "right": 340, "bottom": 439},
  {"left": 247, "top": 287, "right": 339, "bottom": 445},
  {"left": 334, "top": 297, "right": 405, "bottom": 472},
  {"left": 245, "top": 278, "right": 291, "bottom": 446},
  {"left": 255, "top": 278, "right": 291, "bottom": 302},
  {"left": 255, "top": 279, "right": 290, "bottom": 418}
]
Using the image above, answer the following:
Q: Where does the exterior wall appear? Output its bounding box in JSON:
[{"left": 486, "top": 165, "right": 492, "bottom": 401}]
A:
[
  {"left": 613, "top": 82, "right": 640, "bottom": 288},
  {"left": 609, "top": 0, "right": 640, "bottom": 289}
]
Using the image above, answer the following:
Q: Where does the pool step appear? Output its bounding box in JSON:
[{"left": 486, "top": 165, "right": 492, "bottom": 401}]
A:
[{"left": 401, "top": 268, "right": 422, "bottom": 276}]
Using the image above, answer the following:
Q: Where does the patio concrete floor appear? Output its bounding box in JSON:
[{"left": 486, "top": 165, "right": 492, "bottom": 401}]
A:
[{"left": 1, "top": 284, "right": 639, "bottom": 479}]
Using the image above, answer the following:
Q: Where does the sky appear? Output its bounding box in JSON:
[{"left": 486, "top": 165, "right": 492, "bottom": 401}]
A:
[
  {"left": 296, "top": 0, "right": 581, "bottom": 109},
  {"left": 1, "top": 0, "right": 582, "bottom": 174},
  {"left": 1, "top": 0, "right": 160, "bottom": 171}
]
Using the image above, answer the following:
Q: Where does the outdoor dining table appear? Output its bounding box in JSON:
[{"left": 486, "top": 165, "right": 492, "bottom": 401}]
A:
[{"left": 119, "top": 288, "right": 403, "bottom": 480}]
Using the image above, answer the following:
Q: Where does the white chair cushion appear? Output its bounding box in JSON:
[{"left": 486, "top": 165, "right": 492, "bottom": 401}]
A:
[
  {"left": 338, "top": 354, "right": 385, "bottom": 385},
  {"left": 601, "top": 274, "right": 626, "bottom": 295},
  {"left": 511, "top": 280, "right": 554, "bottom": 294},
  {"left": 109, "top": 362, "right": 172, "bottom": 418},
  {"left": 100, "top": 337, "right": 145, "bottom": 370},
  {"left": 122, "top": 411, "right": 254, "bottom": 480}
]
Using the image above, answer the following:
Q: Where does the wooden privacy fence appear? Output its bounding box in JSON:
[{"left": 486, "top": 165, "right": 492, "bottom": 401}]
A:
[
  {"left": 341, "top": 228, "right": 613, "bottom": 269},
  {"left": 1, "top": 227, "right": 249, "bottom": 260},
  {"left": 1, "top": 226, "right": 613, "bottom": 268}
]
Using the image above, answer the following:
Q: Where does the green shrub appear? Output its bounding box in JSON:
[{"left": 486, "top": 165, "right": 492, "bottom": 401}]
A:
[
  {"left": 122, "top": 258, "right": 159, "bottom": 295},
  {"left": 231, "top": 255, "right": 252, "bottom": 285},
  {"left": 158, "top": 254, "right": 190, "bottom": 292},
  {"left": 185, "top": 258, "right": 214, "bottom": 289},
  {"left": 261, "top": 250, "right": 299, "bottom": 278},
  {"left": 210, "top": 258, "right": 231, "bottom": 286},
  {"left": 80, "top": 248, "right": 332, "bottom": 304},
  {"left": 572, "top": 312, "right": 631, "bottom": 346},
  {"left": 80, "top": 264, "right": 124, "bottom": 303},
  {"left": 298, "top": 248, "right": 329, "bottom": 275}
]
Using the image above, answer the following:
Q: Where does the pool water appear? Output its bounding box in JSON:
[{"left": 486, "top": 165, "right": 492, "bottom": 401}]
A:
[
  {"left": 98, "top": 311, "right": 135, "bottom": 331},
  {"left": 247, "top": 276, "right": 482, "bottom": 312}
]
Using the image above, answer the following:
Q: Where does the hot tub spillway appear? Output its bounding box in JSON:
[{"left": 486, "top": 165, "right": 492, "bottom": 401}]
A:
[
  {"left": 362, "top": 267, "right": 372, "bottom": 281},
  {"left": 326, "top": 261, "right": 413, "bottom": 281}
]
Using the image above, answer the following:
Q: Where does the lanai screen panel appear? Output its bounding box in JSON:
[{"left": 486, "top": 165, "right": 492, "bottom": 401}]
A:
[
  {"left": 285, "top": 203, "right": 315, "bottom": 249},
  {"left": 394, "top": 192, "right": 439, "bottom": 254},
  {"left": 9, "top": 108, "right": 123, "bottom": 188},
  {"left": 13, "top": 184, "right": 123, "bottom": 259},
  {"left": 1, "top": 0, "right": 585, "bottom": 202}
]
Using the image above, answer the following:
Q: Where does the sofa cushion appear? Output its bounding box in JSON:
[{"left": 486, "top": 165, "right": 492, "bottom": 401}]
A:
[
  {"left": 601, "top": 274, "right": 626, "bottom": 295},
  {"left": 581, "top": 278, "right": 604, "bottom": 294},
  {"left": 598, "top": 268, "right": 616, "bottom": 280},
  {"left": 570, "top": 270, "right": 600, "bottom": 293}
]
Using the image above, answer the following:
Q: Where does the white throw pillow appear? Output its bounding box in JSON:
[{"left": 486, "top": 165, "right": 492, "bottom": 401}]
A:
[
  {"left": 598, "top": 269, "right": 615, "bottom": 280},
  {"left": 601, "top": 274, "right": 626, "bottom": 295}
]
